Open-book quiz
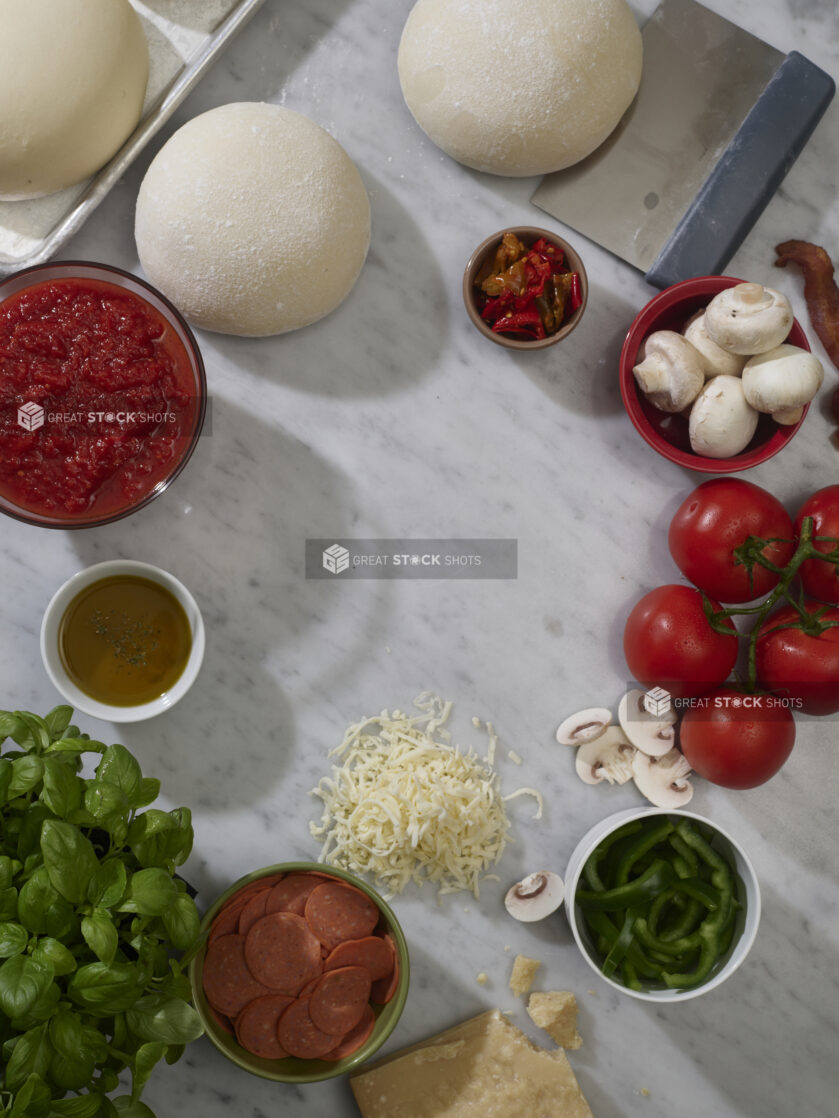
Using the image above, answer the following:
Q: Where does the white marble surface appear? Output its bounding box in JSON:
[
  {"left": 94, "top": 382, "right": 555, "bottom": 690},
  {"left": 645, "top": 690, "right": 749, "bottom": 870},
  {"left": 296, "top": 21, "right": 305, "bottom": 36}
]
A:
[{"left": 2, "top": 0, "right": 839, "bottom": 1115}]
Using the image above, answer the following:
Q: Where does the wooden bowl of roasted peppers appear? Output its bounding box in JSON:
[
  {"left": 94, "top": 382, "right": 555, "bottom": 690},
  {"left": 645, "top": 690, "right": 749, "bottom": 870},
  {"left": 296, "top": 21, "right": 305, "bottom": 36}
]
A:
[{"left": 463, "top": 226, "right": 588, "bottom": 350}]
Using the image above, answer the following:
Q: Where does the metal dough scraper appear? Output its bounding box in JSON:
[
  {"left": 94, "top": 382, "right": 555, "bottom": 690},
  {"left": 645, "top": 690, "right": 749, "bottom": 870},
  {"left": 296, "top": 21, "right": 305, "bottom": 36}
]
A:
[{"left": 530, "top": 0, "right": 835, "bottom": 288}]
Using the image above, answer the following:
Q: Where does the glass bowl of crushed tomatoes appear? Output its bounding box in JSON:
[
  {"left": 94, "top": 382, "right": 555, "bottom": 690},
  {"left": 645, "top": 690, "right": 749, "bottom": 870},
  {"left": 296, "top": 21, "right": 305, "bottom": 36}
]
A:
[
  {"left": 0, "top": 261, "right": 206, "bottom": 528},
  {"left": 463, "top": 226, "right": 588, "bottom": 350}
]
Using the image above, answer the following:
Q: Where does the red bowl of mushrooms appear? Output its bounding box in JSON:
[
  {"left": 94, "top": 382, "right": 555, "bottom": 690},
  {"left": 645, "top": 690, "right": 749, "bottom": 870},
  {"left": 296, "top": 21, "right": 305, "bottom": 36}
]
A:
[{"left": 619, "top": 276, "right": 818, "bottom": 474}]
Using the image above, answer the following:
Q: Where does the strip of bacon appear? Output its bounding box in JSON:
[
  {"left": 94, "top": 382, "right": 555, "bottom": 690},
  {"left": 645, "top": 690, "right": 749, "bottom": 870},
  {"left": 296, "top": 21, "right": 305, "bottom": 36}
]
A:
[{"left": 775, "top": 240, "right": 839, "bottom": 372}]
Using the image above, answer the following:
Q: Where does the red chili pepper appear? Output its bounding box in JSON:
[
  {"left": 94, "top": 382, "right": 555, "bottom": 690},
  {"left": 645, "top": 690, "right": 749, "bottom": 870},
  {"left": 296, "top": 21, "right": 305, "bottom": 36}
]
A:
[
  {"left": 531, "top": 237, "right": 566, "bottom": 274},
  {"left": 492, "top": 306, "right": 546, "bottom": 340},
  {"left": 569, "top": 272, "right": 583, "bottom": 312}
]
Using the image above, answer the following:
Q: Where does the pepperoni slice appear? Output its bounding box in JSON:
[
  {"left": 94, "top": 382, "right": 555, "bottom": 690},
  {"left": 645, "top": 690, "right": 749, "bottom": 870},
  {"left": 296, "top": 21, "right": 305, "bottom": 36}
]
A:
[
  {"left": 277, "top": 998, "right": 338, "bottom": 1059},
  {"left": 309, "top": 966, "right": 371, "bottom": 1035},
  {"left": 370, "top": 935, "right": 399, "bottom": 1005},
  {"left": 238, "top": 888, "right": 271, "bottom": 936},
  {"left": 266, "top": 874, "right": 328, "bottom": 916},
  {"left": 244, "top": 912, "right": 323, "bottom": 994},
  {"left": 321, "top": 1006, "right": 376, "bottom": 1061},
  {"left": 324, "top": 936, "right": 393, "bottom": 981},
  {"left": 235, "top": 994, "right": 294, "bottom": 1060},
  {"left": 298, "top": 976, "right": 321, "bottom": 999},
  {"left": 207, "top": 1004, "right": 235, "bottom": 1037},
  {"left": 202, "top": 934, "right": 274, "bottom": 1016},
  {"left": 304, "top": 882, "right": 379, "bottom": 949},
  {"left": 208, "top": 899, "right": 248, "bottom": 943}
]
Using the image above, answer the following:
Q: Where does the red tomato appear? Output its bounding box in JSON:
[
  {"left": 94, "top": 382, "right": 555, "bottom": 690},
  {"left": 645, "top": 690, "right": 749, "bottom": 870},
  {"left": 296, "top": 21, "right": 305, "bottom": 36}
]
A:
[
  {"left": 794, "top": 486, "right": 839, "bottom": 604},
  {"left": 623, "top": 585, "right": 738, "bottom": 700},
  {"left": 679, "top": 687, "right": 795, "bottom": 789},
  {"left": 754, "top": 601, "right": 839, "bottom": 715},
  {"left": 668, "top": 479, "right": 794, "bottom": 603}
]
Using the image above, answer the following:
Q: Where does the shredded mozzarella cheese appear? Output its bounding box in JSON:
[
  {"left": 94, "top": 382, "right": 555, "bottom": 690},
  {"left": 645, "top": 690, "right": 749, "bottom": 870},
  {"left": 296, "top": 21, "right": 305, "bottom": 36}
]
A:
[{"left": 309, "top": 694, "right": 533, "bottom": 897}]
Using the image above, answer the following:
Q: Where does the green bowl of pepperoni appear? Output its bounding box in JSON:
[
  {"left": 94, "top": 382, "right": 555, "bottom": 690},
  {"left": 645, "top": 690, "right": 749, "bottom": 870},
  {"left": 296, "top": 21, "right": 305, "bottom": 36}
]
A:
[
  {"left": 189, "top": 862, "right": 410, "bottom": 1082},
  {"left": 564, "top": 809, "right": 760, "bottom": 1002}
]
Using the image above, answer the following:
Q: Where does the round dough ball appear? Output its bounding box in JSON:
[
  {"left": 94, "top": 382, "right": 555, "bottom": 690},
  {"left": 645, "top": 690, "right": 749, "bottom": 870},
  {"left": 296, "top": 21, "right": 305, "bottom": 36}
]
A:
[
  {"left": 398, "top": 0, "right": 642, "bottom": 177},
  {"left": 135, "top": 104, "right": 371, "bottom": 337},
  {"left": 0, "top": 0, "right": 148, "bottom": 199}
]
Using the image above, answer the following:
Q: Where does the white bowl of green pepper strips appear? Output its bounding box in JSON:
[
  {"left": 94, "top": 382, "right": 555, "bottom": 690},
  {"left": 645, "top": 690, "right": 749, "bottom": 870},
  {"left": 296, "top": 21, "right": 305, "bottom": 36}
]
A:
[{"left": 565, "top": 808, "right": 760, "bottom": 1002}]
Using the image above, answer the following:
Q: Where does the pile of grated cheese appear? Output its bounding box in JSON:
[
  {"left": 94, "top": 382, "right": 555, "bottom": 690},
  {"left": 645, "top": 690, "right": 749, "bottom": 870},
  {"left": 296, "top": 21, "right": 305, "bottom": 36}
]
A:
[{"left": 309, "top": 693, "right": 542, "bottom": 898}]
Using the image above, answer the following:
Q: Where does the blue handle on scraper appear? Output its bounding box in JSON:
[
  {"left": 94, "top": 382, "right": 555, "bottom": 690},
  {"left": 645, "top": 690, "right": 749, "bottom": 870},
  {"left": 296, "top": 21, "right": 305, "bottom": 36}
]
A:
[{"left": 644, "top": 51, "right": 835, "bottom": 289}]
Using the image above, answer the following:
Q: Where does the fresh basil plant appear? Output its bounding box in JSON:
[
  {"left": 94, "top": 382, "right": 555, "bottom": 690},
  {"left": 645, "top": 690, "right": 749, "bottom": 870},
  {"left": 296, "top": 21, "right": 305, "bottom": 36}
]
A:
[{"left": 0, "top": 707, "right": 204, "bottom": 1118}]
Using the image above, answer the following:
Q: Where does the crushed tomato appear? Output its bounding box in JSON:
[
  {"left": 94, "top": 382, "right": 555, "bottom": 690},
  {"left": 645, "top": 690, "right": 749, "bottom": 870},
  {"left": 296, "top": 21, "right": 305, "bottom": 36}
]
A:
[{"left": 0, "top": 277, "right": 199, "bottom": 520}]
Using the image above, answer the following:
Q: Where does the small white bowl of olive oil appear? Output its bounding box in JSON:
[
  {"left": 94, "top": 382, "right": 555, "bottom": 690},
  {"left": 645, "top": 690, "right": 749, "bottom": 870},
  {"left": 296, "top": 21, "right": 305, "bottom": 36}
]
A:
[{"left": 40, "top": 560, "right": 205, "bottom": 722}]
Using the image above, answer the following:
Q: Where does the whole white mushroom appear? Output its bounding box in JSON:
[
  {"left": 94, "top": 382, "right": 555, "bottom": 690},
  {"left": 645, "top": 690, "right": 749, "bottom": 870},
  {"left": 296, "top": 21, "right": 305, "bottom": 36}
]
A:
[
  {"left": 704, "top": 283, "right": 793, "bottom": 355},
  {"left": 633, "top": 331, "right": 705, "bottom": 413},
  {"left": 683, "top": 311, "right": 747, "bottom": 378},
  {"left": 742, "top": 344, "right": 824, "bottom": 419},
  {"left": 689, "top": 376, "right": 759, "bottom": 458}
]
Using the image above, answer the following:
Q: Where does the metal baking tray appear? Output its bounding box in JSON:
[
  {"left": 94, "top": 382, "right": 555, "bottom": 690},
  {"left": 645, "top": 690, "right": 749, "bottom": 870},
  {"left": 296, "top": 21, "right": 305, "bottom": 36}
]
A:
[{"left": 0, "top": 0, "right": 268, "bottom": 276}]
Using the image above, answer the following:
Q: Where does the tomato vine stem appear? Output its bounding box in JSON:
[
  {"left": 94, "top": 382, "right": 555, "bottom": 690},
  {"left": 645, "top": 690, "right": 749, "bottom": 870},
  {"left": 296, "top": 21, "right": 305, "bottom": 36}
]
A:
[{"left": 701, "top": 516, "right": 839, "bottom": 690}]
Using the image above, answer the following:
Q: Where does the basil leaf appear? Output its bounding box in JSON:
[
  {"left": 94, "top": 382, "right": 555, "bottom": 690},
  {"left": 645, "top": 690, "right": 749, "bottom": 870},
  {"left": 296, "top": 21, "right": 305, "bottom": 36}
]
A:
[
  {"left": 50, "top": 1096, "right": 104, "bottom": 1118},
  {"left": 11, "top": 713, "right": 50, "bottom": 754},
  {"left": 96, "top": 746, "right": 142, "bottom": 805},
  {"left": 40, "top": 821, "right": 98, "bottom": 904},
  {"left": 17, "top": 804, "right": 52, "bottom": 861},
  {"left": 13, "top": 982, "right": 61, "bottom": 1029},
  {"left": 125, "top": 993, "right": 204, "bottom": 1045},
  {"left": 160, "top": 895, "right": 200, "bottom": 952},
  {"left": 134, "top": 779, "right": 160, "bottom": 809},
  {"left": 44, "top": 707, "right": 73, "bottom": 742},
  {"left": 40, "top": 759, "right": 84, "bottom": 819},
  {"left": 8, "top": 756, "right": 44, "bottom": 798},
  {"left": 119, "top": 869, "right": 176, "bottom": 917},
  {"left": 0, "top": 854, "right": 16, "bottom": 888},
  {"left": 10, "top": 1071, "right": 52, "bottom": 1118},
  {"left": 130, "top": 1041, "right": 166, "bottom": 1103},
  {"left": 45, "top": 737, "right": 103, "bottom": 756},
  {"left": 164, "top": 1043, "right": 185, "bottom": 1066},
  {"left": 112, "top": 1101, "right": 155, "bottom": 1118},
  {"left": 129, "top": 810, "right": 193, "bottom": 870},
  {"left": 48, "top": 1015, "right": 96, "bottom": 1091},
  {"left": 4, "top": 1023, "right": 53, "bottom": 1089},
  {"left": 0, "top": 957, "right": 54, "bottom": 1019},
  {"left": 81, "top": 911, "right": 118, "bottom": 966},
  {"left": 30, "top": 938, "right": 76, "bottom": 977},
  {"left": 17, "top": 868, "right": 56, "bottom": 934},
  {"left": 67, "top": 963, "right": 143, "bottom": 1015},
  {"left": 0, "top": 885, "right": 19, "bottom": 920},
  {"left": 84, "top": 780, "right": 128, "bottom": 823},
  {"left": 0, "top": 922, "right": 29, "bottom": 958},
  {"left": 87, "top": 861, "right": 127, "bottom": 909},
  {"left": 0, "top": 757, "right": 13, "bottom": 804},
  {"left": 0, "top": 710, "right": 23, "bottom": 741}
]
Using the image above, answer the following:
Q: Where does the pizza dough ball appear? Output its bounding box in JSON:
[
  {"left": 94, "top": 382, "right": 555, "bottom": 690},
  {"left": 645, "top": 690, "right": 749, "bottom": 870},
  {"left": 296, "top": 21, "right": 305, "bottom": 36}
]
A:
[
  {"left": 398, "top": 0, "right": 643, "bottom": 177},
  {"left": 135, "top": 103, "right": 371, "bottom": 337},
  {"left": 0, "top": 0, "right": 148, "bottom": 199}
]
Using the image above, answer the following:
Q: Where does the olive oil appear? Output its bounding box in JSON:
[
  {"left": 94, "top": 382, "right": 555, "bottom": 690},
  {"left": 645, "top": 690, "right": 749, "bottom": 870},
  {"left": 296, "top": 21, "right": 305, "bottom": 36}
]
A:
[{"left": 58, "top": 575, "right": 192, "bottom": 706}]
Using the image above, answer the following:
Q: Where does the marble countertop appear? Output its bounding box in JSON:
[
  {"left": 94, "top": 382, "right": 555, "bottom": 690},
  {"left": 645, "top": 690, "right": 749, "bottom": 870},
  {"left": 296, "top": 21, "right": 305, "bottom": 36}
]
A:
[{"left": 2, "top": 0, "right": 838, "bottom": 1115}]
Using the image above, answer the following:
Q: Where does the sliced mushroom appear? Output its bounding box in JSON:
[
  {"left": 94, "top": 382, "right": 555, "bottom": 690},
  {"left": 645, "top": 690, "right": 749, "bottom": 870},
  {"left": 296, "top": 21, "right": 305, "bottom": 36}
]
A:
[
  {"left": 683, "top": 311, "right": 747, "bottom": 379},
  {"left": 632, "top": 749, "right": 693, "bottom": 808},
  {"left": 689, "top": 375, "right": 759, "bottom": 458},
  {"left": 633, "top": 330, "right": 705, "bottom": 412},
  {"left": 704, "top": 283, "right": 793, "bottom": 355},
  {"left": 742, "top": 343, "right": 824, "bottom": 418},
  {"left": 555, "top": 707, "right": 612, "bottom": 747},
  {"left": 617, "top": 689, "right": 677, "bottom": 758},
  {"left": 575, "top": 727, "right": 635, "bottom": 786},
  {"left": 504, "top": 871, "right": 565, "bottom": 921}
]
